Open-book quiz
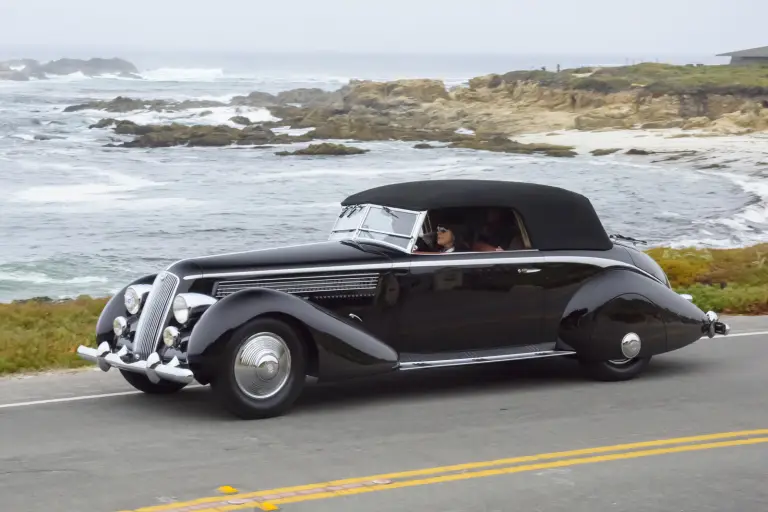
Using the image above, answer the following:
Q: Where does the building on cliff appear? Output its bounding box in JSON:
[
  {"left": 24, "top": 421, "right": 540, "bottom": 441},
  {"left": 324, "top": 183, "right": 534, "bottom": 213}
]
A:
[{"left": 716, "top": 45, "right": 768, "bottom": 65}]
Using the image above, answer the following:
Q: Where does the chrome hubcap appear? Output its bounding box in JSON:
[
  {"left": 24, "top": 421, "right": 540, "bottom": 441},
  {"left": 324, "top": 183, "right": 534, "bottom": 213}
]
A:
[{"left": 234, "top": 332, "right": 291, "bottom": 399}]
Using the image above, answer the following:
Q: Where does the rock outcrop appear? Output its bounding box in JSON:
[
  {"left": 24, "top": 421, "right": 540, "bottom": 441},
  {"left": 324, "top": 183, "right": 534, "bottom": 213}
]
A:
[
  {"left": 0, "top": 57, "right": 139, "bottom": 81},
  {"left": 75, "top": 62, "right": 768, "bottom": 152},
  {"left": 275, "top": 143, "right": 369, "bottom": 156},
  {"left": 96, "top": 120, "right": 312, "bottom": 148}
]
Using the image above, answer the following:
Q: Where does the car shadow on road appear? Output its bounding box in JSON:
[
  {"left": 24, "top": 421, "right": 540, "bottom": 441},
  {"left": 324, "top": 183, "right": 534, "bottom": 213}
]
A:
[
  {"left": 292, "top": 354, "right": 715, "bottom": 414},
  {"left": 119, "top": 352, "right": 717, "bottom": 421}
]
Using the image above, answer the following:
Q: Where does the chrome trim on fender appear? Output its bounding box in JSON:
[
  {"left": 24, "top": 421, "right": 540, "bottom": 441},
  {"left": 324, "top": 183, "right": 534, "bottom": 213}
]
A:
[{"left": 76, "top": 343, "right": 194, "bottom": 384}]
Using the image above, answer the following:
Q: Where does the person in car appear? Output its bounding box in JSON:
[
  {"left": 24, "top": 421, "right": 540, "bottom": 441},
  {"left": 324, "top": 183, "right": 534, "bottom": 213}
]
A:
[
  {"left": 472, "top": 208, "right": 525, "bottom": 251},
  {"left": 436, "top": 224, "right": 470, "bottom": 253}
]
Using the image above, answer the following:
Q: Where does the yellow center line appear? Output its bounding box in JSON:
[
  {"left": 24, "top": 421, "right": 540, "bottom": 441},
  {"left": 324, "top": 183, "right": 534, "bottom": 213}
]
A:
[{"left": 125, "top": 429, "right": 768, "bottom": 512}]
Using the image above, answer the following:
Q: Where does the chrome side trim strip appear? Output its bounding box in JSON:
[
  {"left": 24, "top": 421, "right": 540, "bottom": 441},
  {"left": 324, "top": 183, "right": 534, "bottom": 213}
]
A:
[
  {"left": 184, "top": 254, "right": 661, "bottom": 283},
  {"left": 398, "top": 350, "right": 576, "bottom": 370}
]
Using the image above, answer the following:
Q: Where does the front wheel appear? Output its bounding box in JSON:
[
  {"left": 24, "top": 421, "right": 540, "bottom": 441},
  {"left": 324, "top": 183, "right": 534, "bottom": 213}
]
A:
[
  {"left": 579, "top": 356, "right": 651, "bottom": 382},
  {"left": 119, "top": 370, "right": 188, "bottom": 394},
  {"left": 210, "top": 317, "right": 307, "bottom": 419}
]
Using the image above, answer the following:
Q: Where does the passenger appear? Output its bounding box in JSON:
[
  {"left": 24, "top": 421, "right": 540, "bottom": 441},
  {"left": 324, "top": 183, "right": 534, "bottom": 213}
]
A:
[
  {"left": 473, "top": 208, "right": 525, "bottom": 251},
  {"left": 436, "top": 225, "right": 469, "bottom": 253}
]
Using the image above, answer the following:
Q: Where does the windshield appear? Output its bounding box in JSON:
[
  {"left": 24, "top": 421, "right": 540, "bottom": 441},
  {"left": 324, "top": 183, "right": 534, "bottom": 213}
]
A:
[{"left": 329, "top": 204, "right": 422, "bottom": 251}]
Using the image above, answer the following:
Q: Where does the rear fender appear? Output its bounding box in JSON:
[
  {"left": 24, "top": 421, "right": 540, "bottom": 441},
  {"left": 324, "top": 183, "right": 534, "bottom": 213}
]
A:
[
  {"left": 557, "top": 268, "right": 707, "bottom": 360},
  {"left": 95, "top": 274, "right": 157, "bottom": 347},
  {"left": 187, "top": 288, "right": 399, "bottom": 382}
]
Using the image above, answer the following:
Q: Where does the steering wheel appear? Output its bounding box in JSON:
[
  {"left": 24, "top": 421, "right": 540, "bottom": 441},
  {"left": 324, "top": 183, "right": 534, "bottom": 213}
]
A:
[{"left": 415, "top": 231, "right": 438, "bottom": 252}]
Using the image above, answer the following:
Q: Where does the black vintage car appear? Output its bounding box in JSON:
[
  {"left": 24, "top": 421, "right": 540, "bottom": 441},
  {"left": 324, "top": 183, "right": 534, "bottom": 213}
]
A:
[{"left": 77, "top": 179, "right": 730, "bottom": 419}]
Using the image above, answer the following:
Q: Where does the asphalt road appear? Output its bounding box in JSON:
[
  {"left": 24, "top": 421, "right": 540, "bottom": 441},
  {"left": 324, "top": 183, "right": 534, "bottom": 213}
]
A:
[{"left": 1, "top": 315, "right": 767, "bottom": 512}]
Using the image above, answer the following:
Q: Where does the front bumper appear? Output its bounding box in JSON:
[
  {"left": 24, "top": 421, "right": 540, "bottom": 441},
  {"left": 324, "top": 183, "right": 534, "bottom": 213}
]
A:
[{"left": 76, "top": 342, "right": 195, "bottom": 385}]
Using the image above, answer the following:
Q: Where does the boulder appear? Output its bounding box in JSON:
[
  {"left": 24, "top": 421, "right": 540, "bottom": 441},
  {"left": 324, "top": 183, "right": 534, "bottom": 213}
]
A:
[
  {"left": 229, "top": 116, "right": 252, "bottom": 126},
  {"left": 448, "top": 136, "right": 577, "bottom": 157},
  {"left": 275, "top": 143, "right": 369, "bottom": 156}
]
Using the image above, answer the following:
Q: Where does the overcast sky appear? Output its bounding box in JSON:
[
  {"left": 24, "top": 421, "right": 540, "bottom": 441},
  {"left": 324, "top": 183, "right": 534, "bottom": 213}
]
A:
[{"left": 0, "top": 0, "right": 765, "bottom": 55}]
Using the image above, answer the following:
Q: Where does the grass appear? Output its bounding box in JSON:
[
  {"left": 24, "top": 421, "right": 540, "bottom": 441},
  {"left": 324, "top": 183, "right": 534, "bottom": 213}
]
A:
[
  {"left": 0, "top": 243, "right": 766, "bottom": 375},
  {"left": 498, "top": 62, "right": 768, "bottom": 96},
  {"left": 647, "top": 243, "right": 768, "bottom": 314},
  {"left": 0, "top": 296, "right": 107, "bottom": 375}
]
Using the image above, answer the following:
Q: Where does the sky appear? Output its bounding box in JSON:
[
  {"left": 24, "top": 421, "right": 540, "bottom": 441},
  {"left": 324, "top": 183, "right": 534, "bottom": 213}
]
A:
[{"left": 0, "top": 0, "right": 765, "bottom": 57}]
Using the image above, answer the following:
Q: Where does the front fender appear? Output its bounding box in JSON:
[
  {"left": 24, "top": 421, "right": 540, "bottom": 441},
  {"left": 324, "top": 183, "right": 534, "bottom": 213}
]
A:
[
  {"left": 557, "top": 268, "right": 708, "bottom": 360},
  {"left": 95, "top": 273, "right": 157, "bottom": 347},
  {"left": 187, "top": 288, "right": 399, "bottom": 382}
]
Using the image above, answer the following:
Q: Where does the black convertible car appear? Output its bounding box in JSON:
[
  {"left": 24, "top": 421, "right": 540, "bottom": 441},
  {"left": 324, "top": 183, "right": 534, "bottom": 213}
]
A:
[{"left": 77, "top": 179, "right": 730, "bottom": 419}]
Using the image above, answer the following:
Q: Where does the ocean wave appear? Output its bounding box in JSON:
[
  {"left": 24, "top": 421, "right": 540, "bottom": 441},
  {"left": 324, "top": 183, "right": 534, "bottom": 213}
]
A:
[
  {"left": 0, "top": 271, "right": 108, "bottom": 285},
  {"left": 139, "top": 67, "right": 227, "bottom": 82},
  {"left": 9, "top": 169, "right": 162, "bottom": 204}
]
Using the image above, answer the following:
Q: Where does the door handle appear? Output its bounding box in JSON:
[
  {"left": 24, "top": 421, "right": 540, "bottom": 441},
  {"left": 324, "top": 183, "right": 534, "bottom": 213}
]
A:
[{"left": 517, "top": 268, "right": 541, "bottom": 274}]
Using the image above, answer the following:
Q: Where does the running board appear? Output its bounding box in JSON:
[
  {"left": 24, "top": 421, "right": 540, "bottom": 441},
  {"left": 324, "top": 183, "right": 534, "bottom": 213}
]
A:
[{"left": 397, "top": 343, "right": 575, "bottom": 371}]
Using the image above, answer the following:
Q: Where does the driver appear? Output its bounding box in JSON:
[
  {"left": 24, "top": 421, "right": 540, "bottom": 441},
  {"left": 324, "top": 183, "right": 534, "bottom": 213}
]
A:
[{"left": 436, "top": 225, "right": 469, "bottom": 253}]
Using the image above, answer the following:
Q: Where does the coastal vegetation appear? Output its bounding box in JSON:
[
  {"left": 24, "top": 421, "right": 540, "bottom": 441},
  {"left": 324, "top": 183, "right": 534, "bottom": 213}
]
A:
[{"left": 1, "top": 243, "right": 766, "bottom": 376}]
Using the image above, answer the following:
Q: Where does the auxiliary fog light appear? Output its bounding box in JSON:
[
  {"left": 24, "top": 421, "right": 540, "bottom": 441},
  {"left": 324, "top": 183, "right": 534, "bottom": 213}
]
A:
[
  {"left": 163, "top": 326, "right": 180, "bottom": 347},
  {"left": 113, "top": 316, "right": 127, "bottom": 336}
]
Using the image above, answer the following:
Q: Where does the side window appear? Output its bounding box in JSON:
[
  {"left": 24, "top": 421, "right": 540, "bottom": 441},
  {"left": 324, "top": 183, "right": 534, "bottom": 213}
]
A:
[
  {"left": 412, "top": 207, "right": 532, "bottom": 253},
  {"left": 471, "top": 208, "right": 532, "bottom": 252}
]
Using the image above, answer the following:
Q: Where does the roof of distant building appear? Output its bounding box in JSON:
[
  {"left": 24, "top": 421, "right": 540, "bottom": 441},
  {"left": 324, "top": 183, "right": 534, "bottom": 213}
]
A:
[{"left": 717, "top": 45, "right": 768, "bottom": 58}]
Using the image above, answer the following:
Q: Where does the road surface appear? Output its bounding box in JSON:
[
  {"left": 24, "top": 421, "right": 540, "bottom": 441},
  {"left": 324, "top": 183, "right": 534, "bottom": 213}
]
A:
[{"left": 1, "top": 315, "right": 767, "bottom": 512}]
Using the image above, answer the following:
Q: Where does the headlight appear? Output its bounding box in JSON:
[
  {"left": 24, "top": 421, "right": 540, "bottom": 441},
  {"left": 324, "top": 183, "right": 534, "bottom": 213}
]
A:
[
  {"left": 163, "top": 326, "right": 180, "bottom": 347},
  {"left": 172, "top": 295, "right": 190, "bottom": 324},
  {"left": 113, "top": 316, "right": 127, "bottom": 336},
  {"left": 171, "top": 293, "right": 217, "bottom": 325},
  {"left": 124, "top": 284, "right": 152, "bottom": 315}
]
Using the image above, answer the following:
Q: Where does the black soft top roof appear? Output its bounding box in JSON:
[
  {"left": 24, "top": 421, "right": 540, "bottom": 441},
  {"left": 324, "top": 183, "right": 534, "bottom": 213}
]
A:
[{"left": 341, "top": 179, "right": 613, "bottom": 251}]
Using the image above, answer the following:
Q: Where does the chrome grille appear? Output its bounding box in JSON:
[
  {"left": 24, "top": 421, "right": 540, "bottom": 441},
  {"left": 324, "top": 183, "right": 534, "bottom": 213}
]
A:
[
  {"left": 133, "top": 271, "right": 179, "bottom": 358},
  {"left": 213, "top": 273, "right": 380, "bottom": 299}
]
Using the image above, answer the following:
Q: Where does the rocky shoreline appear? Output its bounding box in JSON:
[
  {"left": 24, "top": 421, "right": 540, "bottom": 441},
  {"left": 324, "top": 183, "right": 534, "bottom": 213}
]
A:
[{"left": 61, "top": 62, "right": 768, "bottom": 156}]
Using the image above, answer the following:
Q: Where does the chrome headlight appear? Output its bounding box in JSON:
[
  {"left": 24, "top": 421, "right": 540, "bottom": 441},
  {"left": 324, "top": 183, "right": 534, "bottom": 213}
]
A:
[
  {"left": 172, "top": 293, "right": 217, "bottom": 325},
  {"left": 124, "top": 284, "right": 152, "bottom": 315},
  {"left": 113, "top": 316, "right": 127, "bottom": 336},
  {"left": 163, "top": 326, "right": 180, "bottom": 347}
]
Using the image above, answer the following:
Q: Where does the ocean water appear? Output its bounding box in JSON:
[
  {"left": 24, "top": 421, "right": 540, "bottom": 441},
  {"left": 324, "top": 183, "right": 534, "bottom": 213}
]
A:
[{"left": 0, "top": 52, "right": 766, "bottom": 303}]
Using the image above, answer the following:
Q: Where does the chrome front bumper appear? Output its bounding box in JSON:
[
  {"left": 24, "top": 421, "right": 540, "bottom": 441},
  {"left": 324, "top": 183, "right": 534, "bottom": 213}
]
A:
[{"left": 76, "top": 342, "right": 195, "bottom": 384}]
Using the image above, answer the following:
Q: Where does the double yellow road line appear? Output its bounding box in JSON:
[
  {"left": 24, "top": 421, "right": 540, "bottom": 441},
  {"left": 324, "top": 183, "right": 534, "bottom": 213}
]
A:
[{"left": 125, "top": 429, "right": 768, "bottom": 512}]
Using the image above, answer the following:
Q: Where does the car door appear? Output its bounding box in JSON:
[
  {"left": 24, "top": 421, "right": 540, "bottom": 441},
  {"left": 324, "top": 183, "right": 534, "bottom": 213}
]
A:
[{"left": 392, "top": 250, "right": 547, "bottom": 354}]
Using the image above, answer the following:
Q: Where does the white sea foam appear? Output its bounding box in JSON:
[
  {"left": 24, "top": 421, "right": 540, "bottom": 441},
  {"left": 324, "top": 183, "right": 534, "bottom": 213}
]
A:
[{"left": 81, "top": 105, "right": 278, "bottom": 127}]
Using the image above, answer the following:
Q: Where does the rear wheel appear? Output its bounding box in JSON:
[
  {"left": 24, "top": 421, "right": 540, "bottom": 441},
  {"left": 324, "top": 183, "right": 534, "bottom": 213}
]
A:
[
  {"left": 210, "top": 317, "right": 307, "bottom": 419},
  {"left": 580, "top": 356, "right": 651, "bottom": 381},
  {"left": 119, "top": 370, "right": 188, "bottom": 394}
]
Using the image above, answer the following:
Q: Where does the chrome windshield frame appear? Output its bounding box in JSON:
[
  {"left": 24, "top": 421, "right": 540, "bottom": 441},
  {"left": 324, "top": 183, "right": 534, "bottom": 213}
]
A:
[{"left": 329, "top": 204, "right": 426, "bottom": 253}]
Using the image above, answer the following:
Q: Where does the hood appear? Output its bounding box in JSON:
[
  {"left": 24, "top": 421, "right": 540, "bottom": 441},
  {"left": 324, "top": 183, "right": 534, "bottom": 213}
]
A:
[{"left": 167, "top": 240, "right": 398, "bottom": 279}]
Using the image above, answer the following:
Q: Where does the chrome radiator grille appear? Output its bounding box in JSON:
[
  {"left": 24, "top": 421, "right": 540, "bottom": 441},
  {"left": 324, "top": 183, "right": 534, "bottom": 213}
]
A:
[
  {"left": 213, "top": 272, "right": 380, "bottom": 299},
  {"left": 133, "top": 271, "right": 179, "bottom": 358}
]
